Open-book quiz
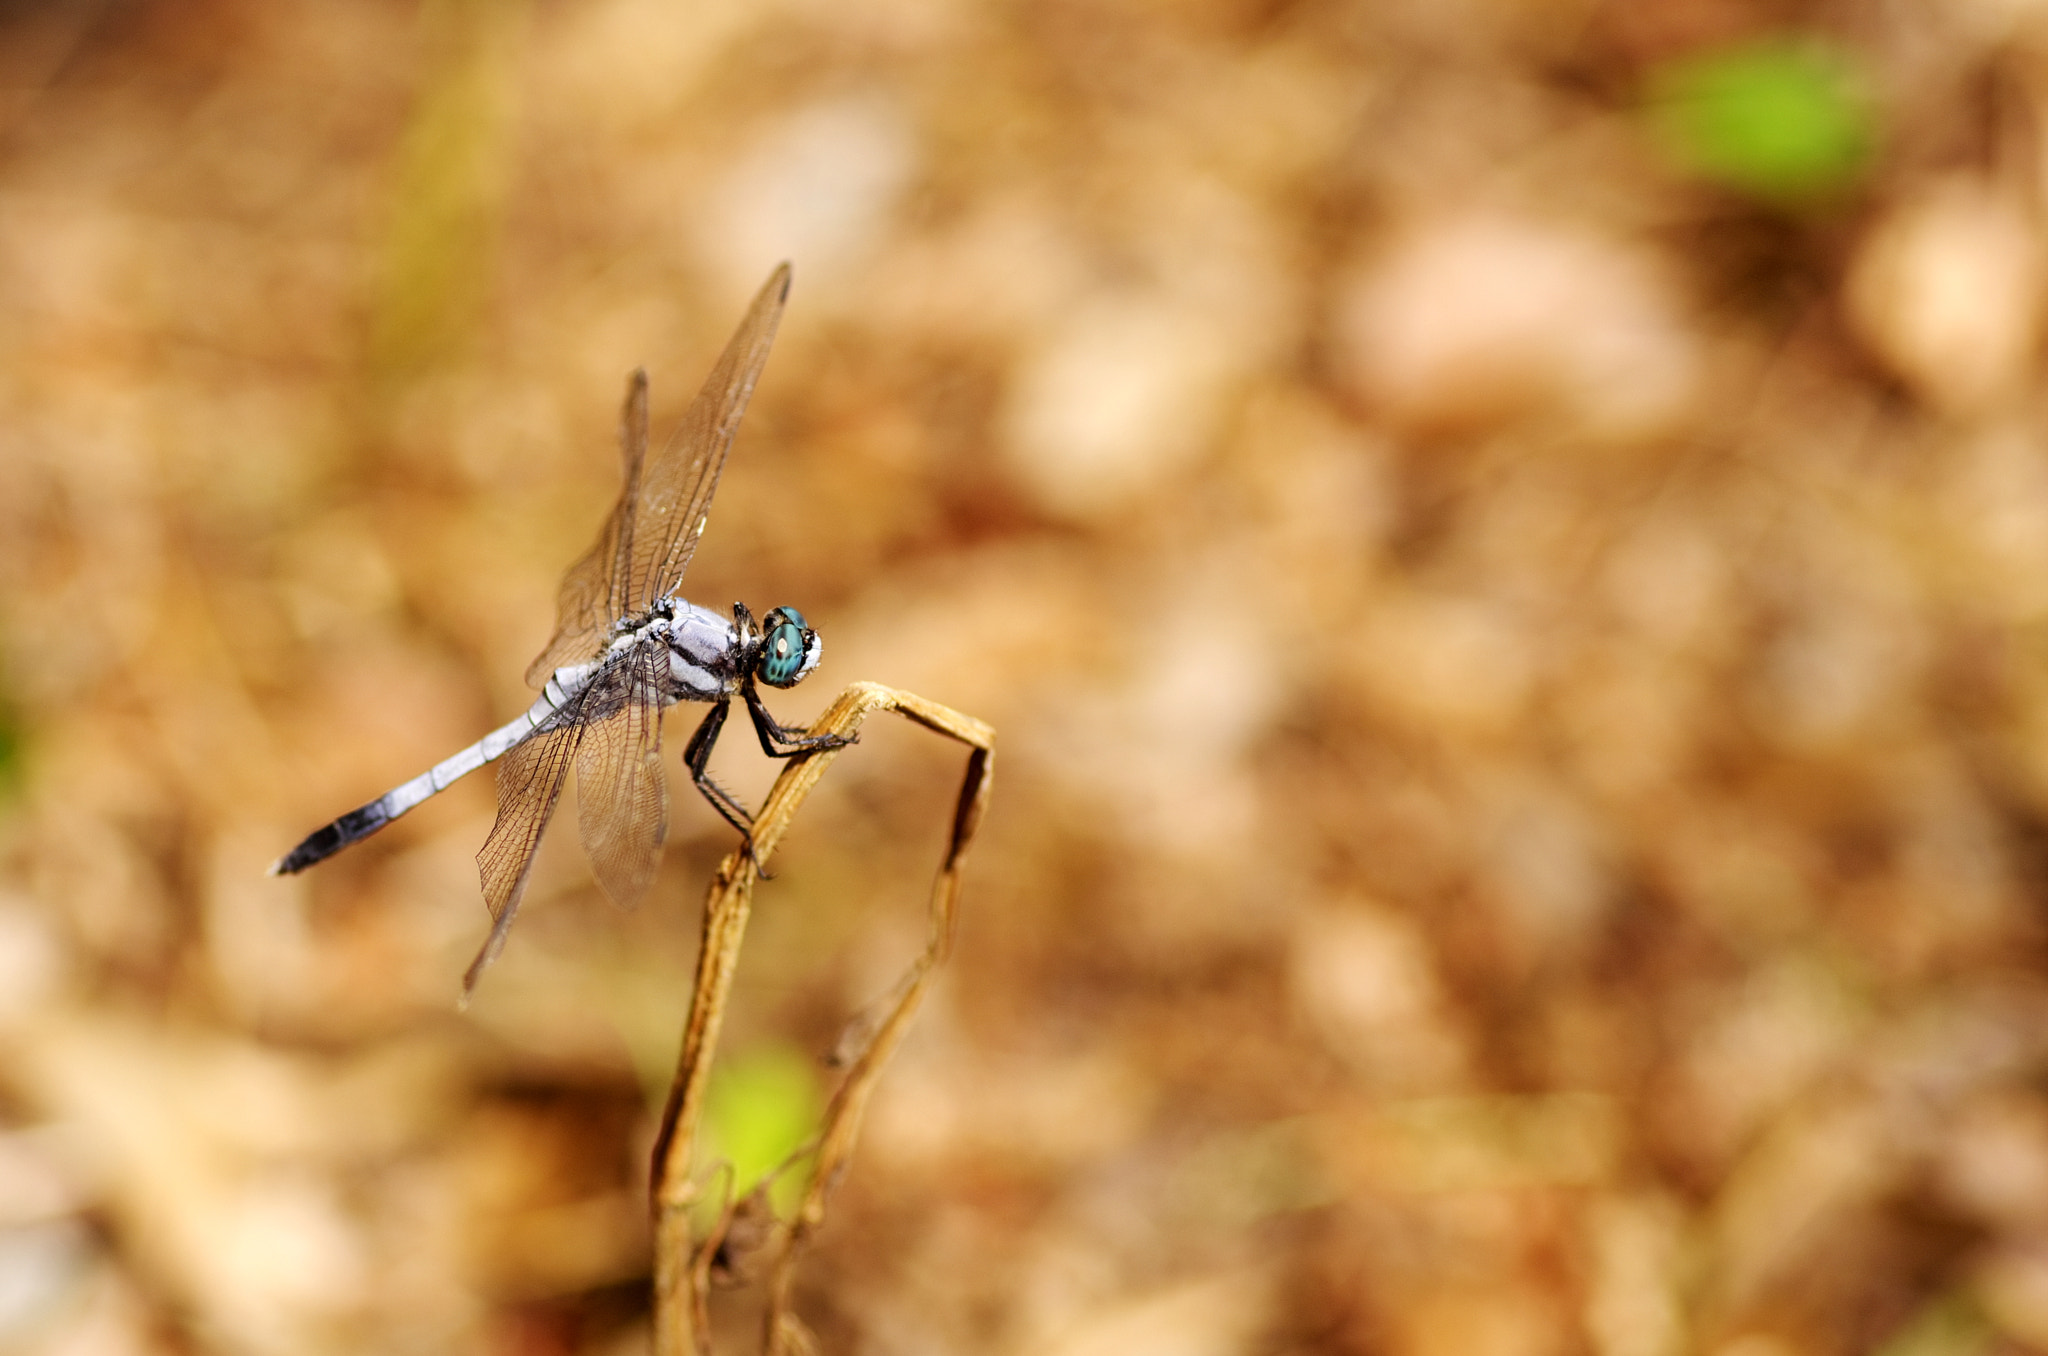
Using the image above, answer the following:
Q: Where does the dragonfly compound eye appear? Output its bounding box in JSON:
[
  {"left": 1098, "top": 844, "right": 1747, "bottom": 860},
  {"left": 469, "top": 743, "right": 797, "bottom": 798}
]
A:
[{"left": 758, "top": 607, "right": 820, "bottom": 688}]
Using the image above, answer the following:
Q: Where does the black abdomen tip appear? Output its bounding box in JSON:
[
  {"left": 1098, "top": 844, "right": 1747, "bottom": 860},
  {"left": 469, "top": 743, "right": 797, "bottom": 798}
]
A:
[{"left": 273, "top": 802, "right": 391, "bottom": 874}]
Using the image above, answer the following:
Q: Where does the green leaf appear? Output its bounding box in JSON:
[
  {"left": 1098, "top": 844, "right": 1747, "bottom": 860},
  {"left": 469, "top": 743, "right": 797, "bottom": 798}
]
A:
[
  {"left": 0, "top": 685, "right": 22, "bottom": 802},
  {"left": 1648, "top": 38, "right": 1875, "bottom": 204},
  {"left": 702, "top": 1043, "right": 823, "bottom": 1214}
]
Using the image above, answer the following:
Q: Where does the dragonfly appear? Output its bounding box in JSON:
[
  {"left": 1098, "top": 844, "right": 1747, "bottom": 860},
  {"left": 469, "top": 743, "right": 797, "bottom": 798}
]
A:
[{"left": 272, "top": 263, "right": 849, "bottom": 992}]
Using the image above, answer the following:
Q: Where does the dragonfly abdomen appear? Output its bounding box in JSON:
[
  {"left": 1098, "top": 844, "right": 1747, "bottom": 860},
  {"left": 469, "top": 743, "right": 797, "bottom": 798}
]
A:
[{"left": 270, "top": 669, "right": 595, "bottom": 876}]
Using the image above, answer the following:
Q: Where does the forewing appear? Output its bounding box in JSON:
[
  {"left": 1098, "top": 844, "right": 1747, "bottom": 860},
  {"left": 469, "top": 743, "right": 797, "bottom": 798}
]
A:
[
  {"left": 467, "top": 713, "right": 582, "bottom": 993},
  {"left": 524, "top": 370, "right": 651, "bottom": 687},
  {"left": 573, "top": 644, "right": 669, "bottom": 911},
  {"left": 625, "top": 263, "right": 790, "bottom": 613}
]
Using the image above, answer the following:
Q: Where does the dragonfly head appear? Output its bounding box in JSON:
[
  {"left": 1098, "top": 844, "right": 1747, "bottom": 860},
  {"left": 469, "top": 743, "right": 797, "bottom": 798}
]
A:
[{"left": 756, "top": 607, "right": 821, "bottom": 688}]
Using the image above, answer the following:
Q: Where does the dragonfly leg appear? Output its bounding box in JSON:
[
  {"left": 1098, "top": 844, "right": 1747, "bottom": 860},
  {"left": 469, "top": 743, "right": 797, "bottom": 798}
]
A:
[
  {"left": 744, "top": 683, "right": 857, "bottom": 760},
  {"left": 683, "top": 699, "right": 779, "bottom": 878},
  {"left": 683, "top": 698, "right": 755, "bottom": 835}
]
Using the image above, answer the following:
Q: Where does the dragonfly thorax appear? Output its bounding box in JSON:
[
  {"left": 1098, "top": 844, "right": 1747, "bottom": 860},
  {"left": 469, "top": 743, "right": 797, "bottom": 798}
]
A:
[{"left": 557, "top": 599, "right": 740, "bottom": 707}]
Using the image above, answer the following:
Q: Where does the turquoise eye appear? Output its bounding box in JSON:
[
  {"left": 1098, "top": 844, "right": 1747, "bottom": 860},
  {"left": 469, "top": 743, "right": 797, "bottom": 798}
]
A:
[{"left": 758, "top": 609, "right": 814, "bottom": 688}]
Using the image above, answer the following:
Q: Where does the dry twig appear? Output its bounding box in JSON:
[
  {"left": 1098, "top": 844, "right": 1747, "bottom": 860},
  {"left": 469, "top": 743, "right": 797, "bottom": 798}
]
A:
[{"left": 648, "top": 681, "right": 995, "bottom": 1356}]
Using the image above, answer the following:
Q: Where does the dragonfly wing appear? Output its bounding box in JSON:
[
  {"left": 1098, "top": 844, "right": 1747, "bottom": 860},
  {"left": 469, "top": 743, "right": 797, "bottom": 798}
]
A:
[
  {"left": 468, "top": 709, "right": 583, "bottom": 993},
  {"left": 625, "top": 263, "right": 791, "bottom": 613},
  {"left": 523, "top": 369, "right": 651, "bottom": 687},
  {"left": 573, "top": 644, "right": 669, "bottom": 911}
]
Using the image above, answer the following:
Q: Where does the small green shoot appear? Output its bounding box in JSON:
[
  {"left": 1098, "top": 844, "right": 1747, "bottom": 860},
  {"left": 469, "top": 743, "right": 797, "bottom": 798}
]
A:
[
  {"left": 702, "top": 1043, "right": 823, "bottom": 1214},
  {"left": 1648, "top": 38, "right": 1875, "bottom": 205}
]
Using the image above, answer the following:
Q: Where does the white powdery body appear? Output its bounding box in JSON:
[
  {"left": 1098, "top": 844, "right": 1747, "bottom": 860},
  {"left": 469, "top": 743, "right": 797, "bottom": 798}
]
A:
[
  {"left": 374, "top": 599, "right": 740, "bottom": 821},
  {"left": 270, "top": 597, "right": 752, "bottom": 877},
  {"left": 660, "top": 600, "right": 743, "bottom": 700}
]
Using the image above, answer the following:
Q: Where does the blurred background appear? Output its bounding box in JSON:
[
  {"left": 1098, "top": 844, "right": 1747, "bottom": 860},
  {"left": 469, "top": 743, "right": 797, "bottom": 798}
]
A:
[{"left": 4, "top": 0, "right": 2048, "bottom": 1353}]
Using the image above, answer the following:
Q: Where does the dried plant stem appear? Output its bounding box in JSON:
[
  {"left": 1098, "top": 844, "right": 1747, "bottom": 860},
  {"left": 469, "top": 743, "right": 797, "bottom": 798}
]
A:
[{"left": 649, "top": 682, "right": 996, "bottom": 1356}]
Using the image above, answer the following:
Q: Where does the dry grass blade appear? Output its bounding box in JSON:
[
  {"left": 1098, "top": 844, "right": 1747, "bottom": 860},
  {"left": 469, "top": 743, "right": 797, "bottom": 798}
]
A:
[{"left": 647, "top": 681, "right": 996, "bottom": 1356}]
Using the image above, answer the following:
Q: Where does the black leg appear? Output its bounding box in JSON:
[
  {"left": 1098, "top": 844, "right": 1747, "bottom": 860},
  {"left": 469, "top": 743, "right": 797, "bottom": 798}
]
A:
[
  {"left": 744, "top": 683, "right": 856, "bottom": 760},
  {"left": 683, "top": 699, "right": 756, "bottom": 836}
]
